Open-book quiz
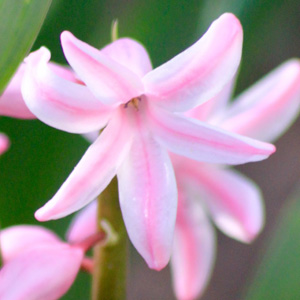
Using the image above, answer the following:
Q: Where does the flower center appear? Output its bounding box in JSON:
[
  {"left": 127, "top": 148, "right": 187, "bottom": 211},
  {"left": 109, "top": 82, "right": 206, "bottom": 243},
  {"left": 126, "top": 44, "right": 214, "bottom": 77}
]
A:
[{"left": 124, "top": 96, "right": 141, "bottom": 110}]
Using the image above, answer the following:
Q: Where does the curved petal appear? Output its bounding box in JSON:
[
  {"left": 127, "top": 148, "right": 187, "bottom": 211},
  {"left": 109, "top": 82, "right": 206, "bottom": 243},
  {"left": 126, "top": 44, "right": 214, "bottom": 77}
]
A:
[
  {"left": 101, "top": 38, "right": 152, "bottom": 77},
  {"left": 117, "top": 117, "right": 177, "bottom": 270},
  {"left": 0, "top": 134, "right": 9, "bottom": 155},
  {"left": 147, "top": 104, "right": 275, "bottom": 165},
  {"left": 178, "top": 162, "right": 264, "bottom": 242},
  {"left": 48, "top": 62, "right": 80, "bottom": 82},
  {"left": 61, "top": 31, "right": 144, "bottom": 106},
  {"left": 0, "top": 225, "right": 61, "bottom": 263},
  {"left": 0, "top": 65, "right": 35, "bottom": 119},
  {"left": 66, "top": 201, "right": 97, "bottom": 244},
  {"left": 35, "top": 109, "right": 133, "bottom": 221},
  {"left": 22, "top": 47, "right": 113, "bottom": 134},
  {"left": 171, "top": 191, "right": 215, "bottom": 300},
  {"left": 0, "top": 244, "right": 83, "bottom": 300},
  {"left": 143, "top": 13, "right": 243, "bottom": 112},
  {"left": 219, "top": 59, "right": 300, "bottom": 142}
]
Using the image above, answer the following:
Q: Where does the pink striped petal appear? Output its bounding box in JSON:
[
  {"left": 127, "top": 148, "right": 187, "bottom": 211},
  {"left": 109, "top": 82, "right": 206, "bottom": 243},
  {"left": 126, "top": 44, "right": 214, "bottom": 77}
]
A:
[
  {"left": 171, "top": 191, "right": 215, "bottom": 300},
  {"left": 101, "top": 38, "right": 152, "bottom": 77},
  {"left": 0, "top": 244, "right": 83, "bottom": 300},
  {"left": 0, "top": 134, "right": 9, "bottom": 155},
  {"left": 67, "top": 201, "right": 97, "bottom": 244},
  {"left": 178, "top": 162, "right": 264, "bottom": 242},
  {"left": 219, "top": 59, "right": 300, "bottom": 142},
  {"left": 61, "top": 31, "right": 144, "bottom": 106},
  {"left": 22, "top": 47, "right": 113, "bottom": 133},
  {"left": 147, "top": 103, "right": 275, "bottom": 165},
  {"left": 35, "top": 109, "right": 133, "bottom": 221},
  {"left": 117, "top": 120, "right": 177, "bottom": 270},
  {"left": 0, "top": 225, "right": 61, "bottom": 263},
  {"left": 0, "top": 65, "right": 35, "bottom": 119},
  {"left": 143, "top": 13, "right": 243, "bottom": 112}
]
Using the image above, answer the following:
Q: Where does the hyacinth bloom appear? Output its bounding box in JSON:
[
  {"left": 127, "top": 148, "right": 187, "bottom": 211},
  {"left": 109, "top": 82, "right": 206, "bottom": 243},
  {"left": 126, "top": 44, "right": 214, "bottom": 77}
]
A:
[
  {"left": 170, "top": 59, "right": 300, "bottom": 300},
  {"left": 0, "top": 65, "right": 37, "bottom": 156},
  {"left": 0, "top": 213, "right": 102, "bottom": 300},
  {"left": 0, "top": 133, "right": 9, "bottom": 155},
  {"left": 0, "top": 65, "right": 35, "bottom": 120},
  {"left": 22, "top": 13, "right": 275, "bottom": 270}
]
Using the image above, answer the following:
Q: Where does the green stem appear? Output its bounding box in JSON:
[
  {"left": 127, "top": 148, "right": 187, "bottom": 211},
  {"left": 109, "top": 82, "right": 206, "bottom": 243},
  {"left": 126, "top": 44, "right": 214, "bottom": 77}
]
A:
[{"left": 91, "top": 177, "right": 128, "bottom": 300}]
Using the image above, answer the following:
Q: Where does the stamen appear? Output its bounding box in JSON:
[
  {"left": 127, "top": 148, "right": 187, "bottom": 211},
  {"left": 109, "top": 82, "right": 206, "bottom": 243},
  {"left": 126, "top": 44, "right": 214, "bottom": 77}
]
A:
[{"left": 124, "top": 96, "right": 141, "bottom": 110}]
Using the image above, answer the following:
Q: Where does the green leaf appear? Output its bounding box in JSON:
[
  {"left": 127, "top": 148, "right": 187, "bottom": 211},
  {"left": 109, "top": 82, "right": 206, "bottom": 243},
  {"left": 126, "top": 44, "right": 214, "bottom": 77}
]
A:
[
  {"left": 0, "top": 0, "right": 52, "bottom": 93},
  {"left": 243, "top": 185, "right": 300, "bottom": 300}
]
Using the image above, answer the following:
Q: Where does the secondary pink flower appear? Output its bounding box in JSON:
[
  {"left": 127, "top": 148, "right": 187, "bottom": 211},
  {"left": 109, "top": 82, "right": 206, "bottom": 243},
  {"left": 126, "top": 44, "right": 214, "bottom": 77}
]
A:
[
  {"left": 0, "top": 226, "right": 83, "bottom": 300},
  {"left": 170, "top": 59, "right": 300, "bottom": 300},
  {"left": 0, "top": 65, "right": 37, "bottom": 156},
  {"left": 0, "top": 65, "right": 35, "bottom": 119},
  {"left": 0, "top": 211, "right": 102, "bottom": 300},
  {"left": 22, "top": 13, "right": 275, "bottom": 270},
  {"left": 0, "top": 133, "right": 9, "bottom": 155}
]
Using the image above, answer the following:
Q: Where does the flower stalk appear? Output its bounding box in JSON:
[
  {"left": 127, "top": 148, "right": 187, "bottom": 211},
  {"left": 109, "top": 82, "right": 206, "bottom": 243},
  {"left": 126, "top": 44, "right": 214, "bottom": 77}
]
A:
[{"left": 92, "top": 177, "right": 128, "bottom": 300}]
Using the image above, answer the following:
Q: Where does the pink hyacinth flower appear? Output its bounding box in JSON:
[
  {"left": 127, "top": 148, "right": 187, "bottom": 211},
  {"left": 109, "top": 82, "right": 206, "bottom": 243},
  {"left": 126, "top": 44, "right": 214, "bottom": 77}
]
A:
[
  {"left": 0, "top": 133, "right": 9, "bottom": 155},
  {"left": 0, "top": 65, "right": 35, "bottom": 119},
  {"left": 0, "top": 64, "right": 37, "bottom": 155},
  {"left": 0, "top": 205, "right": 101, "bottom": 300},
  {"left": 0, "top": 225, "right": 84, "bottom": 300},
  {"left": 22, "top": 13, "right": 275, "bottom": 270},
  {"left": 170, "top": 59, "right": 300, "bottom": 300}
]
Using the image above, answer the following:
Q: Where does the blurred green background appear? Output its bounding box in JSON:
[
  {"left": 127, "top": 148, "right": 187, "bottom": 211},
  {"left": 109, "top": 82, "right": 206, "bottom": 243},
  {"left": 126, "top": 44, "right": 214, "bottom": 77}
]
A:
[{"left": 1, "top": 0, "right": 300, "bottom": 299}]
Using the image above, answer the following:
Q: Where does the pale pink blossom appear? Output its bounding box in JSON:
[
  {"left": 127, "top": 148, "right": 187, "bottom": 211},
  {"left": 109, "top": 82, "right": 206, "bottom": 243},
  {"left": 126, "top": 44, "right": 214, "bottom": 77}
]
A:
[
  {"left": 170, "top": 59, "right": 300, "bottom": 300},
  {"left": 0, "top": 65, "right": 35, "bottom": 119},
  {"left": 0, "top": 133, "right": 9, "bottom": 155},
  {"left": 0, "top": 211, "right": 101, "bottom": 300},
  {"left": 0, "top": 65, "right": 37, "bottom": 156},
  {"left": 22, "top": 13, "right": 275, "bottom": 270}
]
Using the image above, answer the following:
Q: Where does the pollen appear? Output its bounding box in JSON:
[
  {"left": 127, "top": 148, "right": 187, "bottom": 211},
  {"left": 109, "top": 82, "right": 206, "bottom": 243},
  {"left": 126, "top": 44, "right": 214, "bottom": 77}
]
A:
[{"left": 124, "top": 97, "right": 141, "bottom": 110}]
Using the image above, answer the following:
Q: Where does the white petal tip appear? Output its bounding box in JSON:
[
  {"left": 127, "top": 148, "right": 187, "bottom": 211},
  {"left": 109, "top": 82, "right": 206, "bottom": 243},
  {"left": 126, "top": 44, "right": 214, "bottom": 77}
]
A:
[
  {"left": 25, "top": 47, "right": 50, "bottom": 64},
  {"left": 60, "top": 31, "right": 74, "bottom": 44},
  {"left": 216, "top": 12, "right": 242, "bottom": 33},
  {"left": 217, "top": 216, "right": 262, "bottom": 243},
  {"left": 264, "top": 144, "right": 276, "bottom": 156},
  {"left": 145, "top": 252, "right": 171, "bottom": 271},
  {"left": 267, "top": 144, "right": 276, "bottom": 156},
  {"left": 34, "top": 208, "right": 51, "bottom": 222},
  {"left": 251, "top": 143, "right": 276, "bottom": 162},
  {"left": 147, "top": 260, "right": 168, "bottom": 271}
]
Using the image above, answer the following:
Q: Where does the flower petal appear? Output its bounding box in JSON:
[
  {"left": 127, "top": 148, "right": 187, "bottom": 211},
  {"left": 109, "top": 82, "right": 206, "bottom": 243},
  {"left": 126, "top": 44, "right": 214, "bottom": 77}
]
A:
[
  {"left": 22, "top": 47, "right": 113, "bottom": 133},
  {"left": 101, "top": 38, "right": 152, "bottom": 77},
  {"left": 66, "top": 201, "right": 97, "bottom": 244},
  {"left": 147, "top": 104, "right": 275, "bottom": 165},
  {"left": 177, "top": 161, "right": 264, "bottom": 242},
  {"left": 186, "top": 79, "right": 234, "bottom": 123},
  {"left": 219, "top": 59, "right": 300, "bottom": 142},
  {"left": 143, "top": 13, "right": 243, "bottom": 112},
  {"left": 61, "top": 31, "right": 144, "bottom": 106},
  {"left": 35, "top": 109, "right": 133, "bottom": 221},
  {"left": 0, "top": 244, "right": 83, "bottom": 300},
  {"left": 0, "top": 225, "right": 61, "bottom": 263},
  {"left": 0, "top": 65, "right": 35, "bottom": 119},
  {"left": 171, "top": 191, "right": 215, "bottom": 300},
  {"left": 117, "top": 118, "right": 177, "bottom": 270},
  {"left": 0, "top": 134, "right": 9, "bottom": 155},
  {"left": 83, "top": 130, "right": 99, "bottom": 143}
]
